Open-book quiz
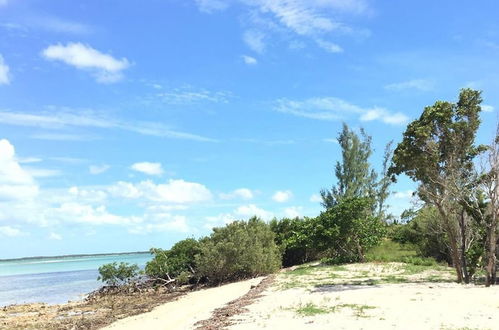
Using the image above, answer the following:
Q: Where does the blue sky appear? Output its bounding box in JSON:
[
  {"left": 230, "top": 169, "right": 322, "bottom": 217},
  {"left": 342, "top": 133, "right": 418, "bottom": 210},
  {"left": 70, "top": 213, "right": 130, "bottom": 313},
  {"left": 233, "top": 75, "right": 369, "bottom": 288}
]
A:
[{"left": 0, "top": 0, "right": 498, "bottom": 258}]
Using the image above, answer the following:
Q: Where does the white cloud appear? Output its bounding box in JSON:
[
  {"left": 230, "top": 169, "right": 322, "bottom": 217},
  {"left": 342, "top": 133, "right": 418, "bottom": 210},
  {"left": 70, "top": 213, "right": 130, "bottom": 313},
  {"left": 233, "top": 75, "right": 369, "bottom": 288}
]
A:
[
  {"left": 0, "top": 109, "right": 217, "bottom": 142},
  {"left": 0, "top": 54, "right": 11, "bottom": 85},
  {"left": 129, "top": 215, "right": 189, "bottom": 234},
  {"left": 482, "top": 104, "right": 494, "bottom": 112},
  {"left": 360, "top": 107, "right": 409, "bottom": 125},
  {"left": 219, "top": 188, "right": 254, "bottom": 200},
  {"left": 18, "top": 157, "right": 43, "bottom": 164},
  {"left": 108, "top": 179, "right": 213, "bottom": 204},
  {"left": 89, "top": 164, "right": 110, "bottom": 175},
  {"left": 41, "top": 42, "right": 130, "bottom": 83},
  {"left": 234, "top": 204, "right": 273, "bottom": 220},
  {"left": 272, "top": 190, "right": 292, "bottom": 203},
  {"left": 384, "top": 79, "right": 434, "bottom": 92},
  {"left": 32, "top": 16, "right": 91, "bottom": 34},
  {"left": 54, "top": 202, "right": 141, "bottom": 225},
  {"left": 195, "top": 0, "right": 230, "bottom": 13},
  {"left": 68, "top": 186, "right": 108, "bottom": 203},
  {"left": 24, "top": 167, "right": 61, "bottom": 178},
  {"left": 48, "top": 232, "right": 62, "bottom": 240},
  {"left": 0, "top": 139, "right": 39, "bottom": 201},
  {"left": 276, "top": 97, "right": 409, "bottom": 125},
  {"left": 131, "top": 162, "right": 164, "bottom": 176},
  {"left": 393, "top": 190, "right": 414, "bottom": 199},
  {"left": 323, "top": 138, "right": 338, "bottom": 144},
  {"left": 283, "top": 206, "right": 302, "bottom": 218},
  {"left": 154, "top": 86, "right": 232, "bottom": 105},
  {"left": 0, "top": 226, "right": 25, "bottom": 237},
  {"left": 315, "top": 39, "right": 343, "bottom": 53},
  {"left": 205, "top": 213, "right": 236, "bottom": 230},
  {"left": 309, "top": 193, "right": 322, "bottom": 203},
  {"left": 196, "top": 0, "right": 369, "bottom": 54},
  {"left": 242, "top": 55, "right": 258, "bottom": 65},
  {"left": 243, "top": 30, "right": 266, "bottom": 53},
  {"left": 31, "top": 132, "right": 98, "bottom": 141}
]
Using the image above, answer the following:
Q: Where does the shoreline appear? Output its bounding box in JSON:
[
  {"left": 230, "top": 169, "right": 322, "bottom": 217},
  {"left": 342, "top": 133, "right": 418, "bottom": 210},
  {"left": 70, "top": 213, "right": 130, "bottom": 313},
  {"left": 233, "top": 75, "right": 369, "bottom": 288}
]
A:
[{"left": 0, "top": 251, "right": 150, "bottom": 263}]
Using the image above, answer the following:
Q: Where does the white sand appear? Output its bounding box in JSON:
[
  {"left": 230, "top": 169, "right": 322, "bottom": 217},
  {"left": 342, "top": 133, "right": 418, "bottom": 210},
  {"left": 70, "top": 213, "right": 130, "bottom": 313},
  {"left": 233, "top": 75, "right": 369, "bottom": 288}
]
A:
[
  {"left": 103, "top": 277, "right": 263, "bottom": 330},
  {"left": 229, "top": 283, "right": 499, "bottom": 329}
]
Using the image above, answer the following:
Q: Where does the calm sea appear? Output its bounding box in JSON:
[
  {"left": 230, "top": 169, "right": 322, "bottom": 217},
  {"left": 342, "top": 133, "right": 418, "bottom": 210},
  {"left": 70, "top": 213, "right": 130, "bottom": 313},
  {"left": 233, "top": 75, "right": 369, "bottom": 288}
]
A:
[{"left": 0, "top": 253, "right": 151, "bottom": 306}]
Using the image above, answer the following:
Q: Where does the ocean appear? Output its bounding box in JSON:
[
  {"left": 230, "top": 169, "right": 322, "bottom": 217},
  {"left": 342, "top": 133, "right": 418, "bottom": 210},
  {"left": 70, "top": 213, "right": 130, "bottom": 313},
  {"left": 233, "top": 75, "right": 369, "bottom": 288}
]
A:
[{"left": 0, "top": 252, "right": 152, "bottom": 307}]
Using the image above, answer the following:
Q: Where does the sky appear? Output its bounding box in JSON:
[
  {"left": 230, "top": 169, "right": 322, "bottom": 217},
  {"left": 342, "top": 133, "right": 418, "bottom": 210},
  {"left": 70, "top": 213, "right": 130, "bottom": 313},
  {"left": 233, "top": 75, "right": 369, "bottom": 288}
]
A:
[{"left": 0, "top": 0, "right": 498, "bottom": 258}]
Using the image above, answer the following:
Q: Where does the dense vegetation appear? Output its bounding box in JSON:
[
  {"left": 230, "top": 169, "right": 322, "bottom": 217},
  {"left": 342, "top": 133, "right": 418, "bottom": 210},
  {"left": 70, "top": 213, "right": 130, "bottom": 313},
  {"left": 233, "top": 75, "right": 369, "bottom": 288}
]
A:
[{"left": 98, "top": 88, "right": 498, "bottom": 289}]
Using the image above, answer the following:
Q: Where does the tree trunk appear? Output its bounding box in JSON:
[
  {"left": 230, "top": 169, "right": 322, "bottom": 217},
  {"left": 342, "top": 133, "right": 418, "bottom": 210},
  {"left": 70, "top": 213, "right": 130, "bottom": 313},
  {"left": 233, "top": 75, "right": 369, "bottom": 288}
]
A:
[
  {"left": 437, "top": 205, "right": 464, "bottom": 283},
  {"left": 459, "top": 209, "right": 470, "bottom": 283},
  {"left": 486, "top": 227, "right": 497, "bottom": 286}
]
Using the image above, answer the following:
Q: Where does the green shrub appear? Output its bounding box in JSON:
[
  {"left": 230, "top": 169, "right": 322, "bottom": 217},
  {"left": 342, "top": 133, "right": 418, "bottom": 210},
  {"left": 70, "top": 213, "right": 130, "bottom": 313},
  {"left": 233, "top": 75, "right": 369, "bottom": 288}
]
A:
[
  {"left": 97, "top": 262, "right": 140, "bottom": 286},
  {"left": 313, "top": 197, "right": 385, "bottom": 262},
  {"left": 269, "top": 217, "right": 320, "bottom": 267},
  {"left": 145, "top": 238, "right": 200, "bottom": 284},
  {"left": 196, "top": 217, "right": 281, "bottom": 284}
]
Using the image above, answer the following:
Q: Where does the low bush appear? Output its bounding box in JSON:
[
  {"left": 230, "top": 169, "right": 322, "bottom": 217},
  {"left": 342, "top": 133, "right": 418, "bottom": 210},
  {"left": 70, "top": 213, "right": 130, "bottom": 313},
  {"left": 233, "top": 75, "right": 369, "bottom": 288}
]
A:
[
  {"left": 145, "top": 238, "right": 201, "bottom": 285},
  {"left": 196, "top": 217, "right": 281, "bottom": 284},
  {"left": 97, "top": 262, "right": 140, "bottom": 286}
]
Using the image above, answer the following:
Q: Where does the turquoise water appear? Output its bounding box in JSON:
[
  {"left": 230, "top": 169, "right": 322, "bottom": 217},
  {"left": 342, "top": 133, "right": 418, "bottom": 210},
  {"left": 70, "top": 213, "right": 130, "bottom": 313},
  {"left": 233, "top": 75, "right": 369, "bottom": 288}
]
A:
[{"left": 0, "top": 253, "right": 151, "bottom": 306}]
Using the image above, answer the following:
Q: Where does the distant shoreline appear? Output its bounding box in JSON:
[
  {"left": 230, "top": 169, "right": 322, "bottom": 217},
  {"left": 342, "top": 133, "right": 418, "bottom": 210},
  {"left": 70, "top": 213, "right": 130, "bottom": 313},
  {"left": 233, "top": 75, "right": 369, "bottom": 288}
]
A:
[{"left": 0, "top": 251, "right": 150, "bottom": 262}]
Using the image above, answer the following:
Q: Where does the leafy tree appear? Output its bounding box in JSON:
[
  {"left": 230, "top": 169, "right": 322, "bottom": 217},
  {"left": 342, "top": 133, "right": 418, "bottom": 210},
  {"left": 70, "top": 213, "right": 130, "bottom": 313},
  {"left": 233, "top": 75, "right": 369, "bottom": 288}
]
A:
[
  {"left": 320, "top": 124, "right": 394, "bottom": 221},
  {"left": 196, "top": 217, "right": 281, "bottom": 284},
  {"left": 314, "top": 197, "right": 385, "bottom": 263},
  {"left": 97, "top": 262, "right": 140, "bottom": 286},
  {"left": 321, "top": 124, "right": 377, "bottom": 209},
  {"left": 390, "top": 88, "right": 485, "bottom": 283}
]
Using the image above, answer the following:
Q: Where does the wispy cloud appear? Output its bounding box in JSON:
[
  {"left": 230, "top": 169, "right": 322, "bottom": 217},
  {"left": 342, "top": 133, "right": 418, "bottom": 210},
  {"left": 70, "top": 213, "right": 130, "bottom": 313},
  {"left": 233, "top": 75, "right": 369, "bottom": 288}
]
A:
[
  {"left": 275, "top": 96, "right": 409, "bottom": 125},
  {"left": 0, "top": 226, "right": 26, "bottom": 237},
  {"left": 242, "top": 55, "right": 258, "bottom": 65},
  {"left": 0, "top": 109, "right": 218, "bottom": 142},
  {"left": 243, "top": 30, "right": 266, "bottom": 53},
  {"left": 384, "top": 79, "right": 435, "bottom": 92},
  {"left": 130, "top": 162, "right": 164, "bottom": 176},
  {"left": 30, "top": 16, "right": 92, "bottom": 34},
  {"left": 30, "top": 132, "right": 98, "bottom": 141},
  {"left": 0, "top": 55, "right": 11, "bottom": 85},
  {"left": 482, "top": 104, "right": 494, "bottom": 112},
  {"left": 195, "top": 0, "right": 369, "bottom": 54},
  {"left": 153, "top": 86, "right": 232, "bottom": 105},
  {"left": 89, "top": 164, "right": 110, "bottom": 175},
  {"left": 315, "top": 39, "right": 343, "bottom": 53},
  {"left": 41, "top": 42, "right": 130, "bottom": 83},
  {"left": 219, "top": 188, "right": 254, "bottom": 200}
]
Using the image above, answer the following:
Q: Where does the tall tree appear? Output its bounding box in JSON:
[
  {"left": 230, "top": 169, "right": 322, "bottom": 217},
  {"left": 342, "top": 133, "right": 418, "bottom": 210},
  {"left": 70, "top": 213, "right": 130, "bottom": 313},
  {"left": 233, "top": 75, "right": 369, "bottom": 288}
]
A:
[
  {"left": 390, "top": 88, "right": 485, "bottom": 283},
  {"left": 321, "top": 123, "right": 377, "bottom": 210}
]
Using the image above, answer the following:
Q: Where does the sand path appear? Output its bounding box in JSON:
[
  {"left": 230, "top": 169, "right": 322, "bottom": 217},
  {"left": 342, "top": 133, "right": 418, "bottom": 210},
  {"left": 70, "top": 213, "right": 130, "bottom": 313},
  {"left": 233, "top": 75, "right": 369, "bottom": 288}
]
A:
[{"left": 102, "top": 277, "right": 264, "bottom": 330}]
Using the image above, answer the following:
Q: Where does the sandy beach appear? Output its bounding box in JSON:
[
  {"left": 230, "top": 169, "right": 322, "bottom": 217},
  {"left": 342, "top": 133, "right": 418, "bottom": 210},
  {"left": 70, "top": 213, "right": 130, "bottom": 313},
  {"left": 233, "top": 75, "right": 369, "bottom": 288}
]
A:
[
  {"left": 3, "top": 262, "right": 499, "bottom": 330},
  {"left": 102, "top": 277, "right": 264, "bottom": 330}
]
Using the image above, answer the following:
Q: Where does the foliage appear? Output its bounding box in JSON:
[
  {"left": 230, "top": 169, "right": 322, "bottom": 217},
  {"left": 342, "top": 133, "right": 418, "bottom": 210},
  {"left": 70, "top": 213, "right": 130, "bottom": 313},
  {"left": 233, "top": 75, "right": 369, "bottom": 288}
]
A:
[
  {"left": 320, "top": 124, "right": 377, "bottom": 210},
  {"left": 390, "top": 88, "right": 486, "bottom": 283},
  {"left": 269, "top": 217, "right": 320, "bottom": 267},
  {"left": 196, "top": 217, "right": 281, "bottom": 284},
  {"left": 145, "top": 238, "right": 200, "bottom": 284},
  {"left": 391, "top": 207, "right": 451, "bottom": 263},
  {"left": 314, "top": 197, "right": 385, "bottom": 262},
  {"left": 97, "top": 262, "right": 140, "bottom": 286}
]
